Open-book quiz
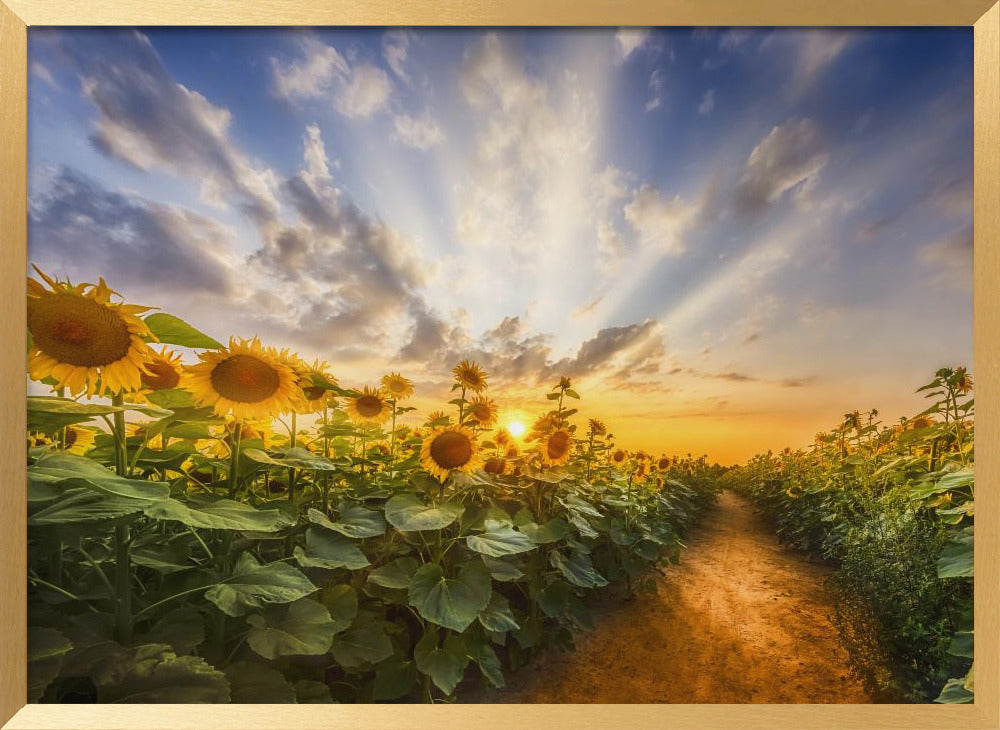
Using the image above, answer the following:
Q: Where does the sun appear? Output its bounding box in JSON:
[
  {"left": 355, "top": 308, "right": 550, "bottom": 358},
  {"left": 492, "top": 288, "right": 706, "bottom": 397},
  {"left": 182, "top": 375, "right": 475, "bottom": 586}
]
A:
[{"left": 507, "top": 421, "right": 527, "bottom": 439}]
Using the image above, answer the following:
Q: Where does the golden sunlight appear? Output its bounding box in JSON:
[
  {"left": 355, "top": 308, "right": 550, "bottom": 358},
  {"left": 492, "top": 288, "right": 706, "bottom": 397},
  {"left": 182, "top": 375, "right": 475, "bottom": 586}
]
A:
[{"left": 507, "top": 420, "right": 527, "bottom": 439}]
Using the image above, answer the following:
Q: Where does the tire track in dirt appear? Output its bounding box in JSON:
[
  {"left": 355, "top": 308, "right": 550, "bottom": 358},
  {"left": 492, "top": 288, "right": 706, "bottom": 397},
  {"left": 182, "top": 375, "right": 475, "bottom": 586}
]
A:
[{"left": 477, "top": 490, "right": 872, "bottom": 703}]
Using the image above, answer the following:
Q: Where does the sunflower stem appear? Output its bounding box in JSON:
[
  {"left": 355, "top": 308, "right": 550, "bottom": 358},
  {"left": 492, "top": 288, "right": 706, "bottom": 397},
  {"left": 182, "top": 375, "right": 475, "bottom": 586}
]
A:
[
  {"left": 114, "top": 523, "right": 133, "bottom": 644},
  {"left": 228, "top": 421, "right": 243, "bottom": 499},
  {"left": 322, "top": 408, "right": 330, "bottom": 511},
  {"left": 111, "top": 393, "right": 128, "bottom": 476},
  {"left": 289, "top": 412, "right": 297, "bottom": 504},
  {"left": 389, "top": 401, "right": 397, "bottom": 471}
]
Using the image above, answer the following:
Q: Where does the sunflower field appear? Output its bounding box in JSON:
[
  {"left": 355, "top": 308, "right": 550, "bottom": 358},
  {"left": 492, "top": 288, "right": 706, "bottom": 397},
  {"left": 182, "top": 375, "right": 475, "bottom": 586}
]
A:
[
  {"left": 24, "top": 269, "right": 721, "bottom": 704},
  {"left": 721, "top": 367, "right": 975, "bottom": 703}
]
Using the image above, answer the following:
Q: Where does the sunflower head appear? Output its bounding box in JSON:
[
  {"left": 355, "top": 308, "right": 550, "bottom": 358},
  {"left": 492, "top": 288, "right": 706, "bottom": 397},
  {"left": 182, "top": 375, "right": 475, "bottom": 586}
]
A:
[
  {"left": 541, "top": 429, "right": 572, "bottom": 467},
  {"left": 657, "top": 457, "right": 671, "bottom": 471},
  {"left": 483, "top": 456, "right": 507, "bottom": 475},
  {"left": 494, "top": 428, "right": 511, "bottom": 446},
  {"left": 138, "top": 346, "right": 184, "bottom": 394},
  {"left": 452, "top": 359, "right": 489, "bottom": 393},
  {"left": 294, "top": 359, "right": 338, "bottom": 413},
  {"left": 27, "top": 268, "right": 156, "bottom": 396},
  {"left": 183, "top": 336, "right": 304, "bottom": 421},
  {"left": 612, "top": 449, "right": 627, "bottom": 465},
  {"left": 504, "top": 443, "right": 520, "bottom": 459},
  {"left": 425, "top": 410, "right": 450, "bottom": 426},
  {"left": 421, "top": 425, "right": 481, "bottom": 482},
  {"left": 346, "top": 386, "right": 391, "bottom": 425},
  {"left": 466, "top": 396, "right": 497, "bottom": 428},
  {"left": 381, "top": 372, "right": 414, "bottom": 401},
  {"left": 953, "top": 366, "right": 973, "bottom": 395},
  {"left": 634, "top": 461, "right": 648, "bottom": 480},
  {"left": 910, "top": 415, "right": 935, "bottom": 430},
  {"left": 529, "top": 414, "right": 557, "bottom": 439},
  {"left": 588, "top": 419, "right": 607, "bottom": 437},
  {"left": 63, "top": 425, "right": 97, "bottom": 455}
]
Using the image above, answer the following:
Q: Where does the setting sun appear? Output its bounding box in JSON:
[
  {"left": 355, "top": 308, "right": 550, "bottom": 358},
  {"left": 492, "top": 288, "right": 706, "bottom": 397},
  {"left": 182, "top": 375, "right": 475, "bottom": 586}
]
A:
[{"left": 507, "top": 420, "right": 526, "bottom": 438}]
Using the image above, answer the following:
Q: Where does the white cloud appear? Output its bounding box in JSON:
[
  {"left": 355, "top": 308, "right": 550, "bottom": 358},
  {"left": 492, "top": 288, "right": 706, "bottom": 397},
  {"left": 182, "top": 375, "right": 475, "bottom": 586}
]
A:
[
  {"left": 393, "top": 112, "right": 444, "bottom": 149},
  {"left": 735, "top": 117, "right": 827, "bottom": 214},
  {"left": 69, "top": 31, "right": 281, "bottom": 226},
  {"left": 335, "top": 64, "right": 392, "bottom": 118},
  {"left": 383, "top": 30, "right": 414, "bottom": 83},
  {"left": 698, "top": 88, "right": 715, "bottom": 116},
  {"left": 271, "top": 37, "right": 393, "bottom": 119},
  {"left": 646, "top": 69, "right": 665, "bottom": 111},
  {"left": 616, "top": 28, "right": 651, "bottom": 62},
  {"left": 623, "top": 184, "right": 697, "bottom": 256},
  {"left": 302, "top": 124, "right": 331, "bottom": 182},
  {"left": 270, "top": 37, "right": 349, "bottom": 99},
  {"left": 455, "top": 34, "right": 597, "bottom": 257}
]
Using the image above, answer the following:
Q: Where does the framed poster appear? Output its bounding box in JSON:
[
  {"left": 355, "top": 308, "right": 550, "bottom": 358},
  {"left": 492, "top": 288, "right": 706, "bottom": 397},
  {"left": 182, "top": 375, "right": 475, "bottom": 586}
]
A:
[{"left": 1, "top": 1, "right": 997, "bottom": 729}]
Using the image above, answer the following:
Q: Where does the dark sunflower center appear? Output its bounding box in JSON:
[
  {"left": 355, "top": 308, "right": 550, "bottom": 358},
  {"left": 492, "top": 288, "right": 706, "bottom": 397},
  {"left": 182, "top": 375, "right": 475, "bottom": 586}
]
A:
[
  {"left": 658, "top": 458, "right": 670, "bottom": 470},
  {"left": 303, "top": 386, "right": 326, "bottom": 401},
  {"left": 430, "top": 430, "right": 473, "bottom": 470},
  {"left": 484, "top": 457, "right": 505, "bottom": 474},
  {"left": 471, "top": 404, "right": 490, "bottom": 421},
  {"left": 613, "top": 450, "right": 625, "bottom": 462},
  {"left": 28, "top": 294, "right": 132, "bottom": 367},
  {"left": 64, "top": 428, "right": 78, "bottom": 447},
  {"left": 547, "top": 432, "right": 570, "bottom": 459},
  {"left": 355, "top": 395, "right": 384, "bottom": 418},
  {"left": 142, "top": 360, "right": 181, "bottom": 390},
  {"left": 210, "top": 354, "right": 281, "bottom": 403}
]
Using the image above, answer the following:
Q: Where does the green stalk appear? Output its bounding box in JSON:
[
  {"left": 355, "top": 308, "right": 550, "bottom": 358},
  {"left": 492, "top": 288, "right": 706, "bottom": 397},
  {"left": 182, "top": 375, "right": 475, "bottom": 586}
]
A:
[
  {"left": 108, "top": 392, "right": 133, "bottom": 643},
  {"left": 114, "top": 523, "right": 133, "bottom": 644},
  {"left": 228, "top": 421, "right": 243, "bottom": 499},
  {"left": 111, "top": 393, "right": 128, "bottom": 476},
  {"left": 322, "top": 407, "right": 331, "bottom": 511},
  {"left": 289, "top": 412, "right": 298, "bottom": 504}
]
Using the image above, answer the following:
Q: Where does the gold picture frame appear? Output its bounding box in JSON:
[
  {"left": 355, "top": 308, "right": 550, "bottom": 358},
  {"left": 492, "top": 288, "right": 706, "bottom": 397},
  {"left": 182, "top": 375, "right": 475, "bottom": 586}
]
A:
[{"left": 1, "top": 1, "right": 997, "bottom": 727}]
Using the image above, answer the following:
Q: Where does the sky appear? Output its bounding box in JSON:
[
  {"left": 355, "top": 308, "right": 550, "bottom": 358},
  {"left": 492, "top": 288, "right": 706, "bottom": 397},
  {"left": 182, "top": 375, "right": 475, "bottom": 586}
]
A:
[{"left": 26, "top": 27, "right": 974, "bottom": 464}]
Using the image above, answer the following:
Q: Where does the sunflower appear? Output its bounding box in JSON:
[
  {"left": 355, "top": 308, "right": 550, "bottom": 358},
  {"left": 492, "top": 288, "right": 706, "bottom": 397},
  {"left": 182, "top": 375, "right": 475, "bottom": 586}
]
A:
[
  {"left": 611, "top": 449, "right": 627, "bottom": 465},
  {"left": 483, "top": 456, "right": 507, "bottom": 475},
  {"left": 381, "top": 372, "right": 414, "bottom": 401},
  {"left": 425, "top": 411, "right": 450, "bottom": 426},
  {"left": 27, "top": 269, "right": 156, "bottom": 397},
  {"left": 466, "top": 396, "right": 498, "bottom": 428},
  {"left": 588, "top": 419, "right": 607, "bottom": 437},
  {"left": 452, "top": 359, "right": 489, "bottom": 393},
  {"left": 294, "top": 359, "right": 338, "bottom": 414},
  {"left": 657, "top": 457, "right": 671, "bottom": 471},
  {"left": 541, "top": 429, "right": 572, "bottom": 467},
  {"left": 183, "top": 336, "right": 303, "bottom": 421},
  {"left": 421, "top": 425, "right": 481, "bottom": 481},
  {"left": 528, "top": 414, "right": 557, "bottom": 440},
  {"left": 27, "top": 432, "right": 53, "bottom": 448},
  {"left": 504, "top": 443, "right": 520, "bottom": 459},
  {"left": 136, "top": 346, "right": 184, "bottom": 396},
  {"left": 346, "top": 386, "right": 391, "bottom": 425},
  {"left": 63, "top": 425, "right": 97, "bottom": 455},
  {"left": 953, "top": 367, "right": 974, "bottom": 395},
  {"left": 910, "top": 416, "right": 935, "bottom": 430},
  {"left": 494, "top": 428, "right": 511, "bottom": 447},
  {"left": 634, "top": 461, "right": 648, "bottom": 480}
]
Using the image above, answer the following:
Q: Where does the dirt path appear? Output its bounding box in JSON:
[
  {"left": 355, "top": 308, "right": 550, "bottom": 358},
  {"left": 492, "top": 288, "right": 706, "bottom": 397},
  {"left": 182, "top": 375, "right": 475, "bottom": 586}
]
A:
[{"left": 480, "top": 490, "right": 872, "bottom": 703}]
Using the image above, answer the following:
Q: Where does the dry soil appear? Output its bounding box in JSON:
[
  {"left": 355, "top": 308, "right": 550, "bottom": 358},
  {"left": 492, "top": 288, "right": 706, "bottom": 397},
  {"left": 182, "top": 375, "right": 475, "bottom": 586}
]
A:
[{"left": 477, "top": 490, "right": 873, "bottom": 703}]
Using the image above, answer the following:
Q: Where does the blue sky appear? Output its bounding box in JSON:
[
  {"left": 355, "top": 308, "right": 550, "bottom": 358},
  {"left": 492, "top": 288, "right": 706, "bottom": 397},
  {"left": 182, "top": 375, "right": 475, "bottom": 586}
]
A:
[{"left": 26, "top": 27, "right": 974, "bottom": 461}]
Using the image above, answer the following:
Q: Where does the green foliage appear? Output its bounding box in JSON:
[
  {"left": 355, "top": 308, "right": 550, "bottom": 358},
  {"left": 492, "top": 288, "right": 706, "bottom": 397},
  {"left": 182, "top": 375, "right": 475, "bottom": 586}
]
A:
[
  {"left": 723, "top": 367, "right": 974, "bottom": 703},
  {"left": 26, "top": 367, "right": 721, "bottom": 704}
]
